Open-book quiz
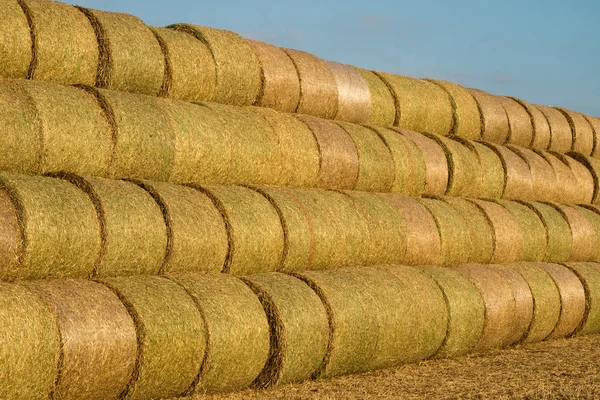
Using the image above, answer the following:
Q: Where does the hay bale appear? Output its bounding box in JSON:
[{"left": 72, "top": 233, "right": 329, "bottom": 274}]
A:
[
  {"left": 479, "top": 142, "right": 534, "bottom": 201},
  {"left": 100, "top": 276, "right": 205, "bottom": 399},
  {"left": 540, "top": 263, "right": 586, "bottom": 339},
  {"left": 468, "top": 140, "right": 505, "bottom": 199},
  {"left": 0, "top": 189, "right": 22, "bottom": 282},
  {"left": 23, "top": 0, "right": 98, "bottom": 85},
  {"left": 295, "top": 114, "right": 359, "bottom": 190},
  {"left": 150, "top": 27, "right": 216, "bottom": 102},
  {"left": 572, "top": 205, "right": 600, "bottom": 261},
  {"left": 493, "top": 200, "right": 546, "bottom": 262},
  {"left": 0, "top": 0, "right": 31, "bottom": 79},
  {"left": 469, "top": 199, "right": 525, "bottom": 263},
  {"left": 423, "top": 133, "right": 483, "bottom": 198},
  {"left": 0, "top": 283, "right": 60, "bottom": 399},
  {"left": 584, "top": 115, "right": 600, "bottom": 157},
  {"left": 420, "top": 266, "right": 485, "bottom": 358},
  {"left": 500, "top": 96, "right": 534, "bottom": 147},
  {"left": 168, "top": 273, "right": 270, "bottom": 394},
  {"left": 134, "top": 181, "right": 228, "bottom": 274},
  {"left": 442, "top": 197, "right": 494, "bottom": 264},
  {"left": 428, "top": 79, "right": 481, "bottom": 139},
  {"left": 0, "top": 172, "right": 101, "bottom": 280},
  {"left": 507, "top": 145, "right": 557, "bottom": 202},
  {"left": 380, "top": 194, "right": 441, "bottom": 266},
  {"left": 556, "top": 108, "right": 595, "bottom": 155},
  {"left": 57, "top": 175, "right": 167, "bottom": 277},
  {"left": 368, "top": 126, "right": 426, "bottom": 196},
  {"left": 355, "top": 68, "right": 396, "bottom": 126},
  {"left": 78, "top": 7, "right": 165, "bottom": 95},
  {"left": 337, "top": 122, "right": 394, "bottom": 192},
  {"left": 549, "top": 204, "right": 596, "bottom": 262},
  {"left": 283, "top": 48, "right": 338, "bottom": 119},
  {"left": 509, "top": 99, "right": 551, "bottom": 150},
  {"left": 567, "top": 153, "right": 600, "bottom": 204},
  {"left": 242, "top": 273, "right": 329, "bottom": 387},
  {"left": 199, "top": 185, "right": 284, "bottom": 275},
  {"left": 419, "top": 198, "right": 472, "bottom": 266},
  {"left": 536, "top": 105, "right": 573, "bottom": 152},
  {"left": 0, "top": 80, "right": 42, "bottom": 174},
  {"left": 522, "top": 202, "right": 573, "bottom": 263},
  {"left": 399, "top": 129, "right": 449, "bottom": 195},
  {"left": 562, "top": 263, "right": 600, "bottom": 335},
  {"left": 25, "top": 279, "right": 137, "bottom": 400},
  {"left": 467, "top": 88, "right": 510, "bottom": 143},
  {"left": 451, "top": 264, "right": 516, "bottom": 350},
  {"left": 18, "top": 80, "right": 113, "bottom": 176},
  {"left": 535, "top": 150, "right": 581, "bottom": 204},
  {"left": 246, "top": 40, "right": 299, "bottom": 112},
  {"left": 560, "top": 154, "right": 595, "bottom": 204},
  {"left": 505, "top": 263, "right": 561, "bottom": 343},
  {"left": 327, "top": 61, "right": 371, "bottom": 123}
]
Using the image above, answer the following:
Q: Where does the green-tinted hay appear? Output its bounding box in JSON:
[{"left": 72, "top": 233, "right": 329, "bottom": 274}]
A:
[
  {"left": 508, "top": 145, "right": 557, "bottom": 202},
  {"left": 480, "top": 142, "right": 534, "bottom": 201},
  {"left": 25, "top": 279, "right": 137, "bottom": 400},
  {"left": 168, "top": 273, "right": 270, "bottom": 394},
  {"left": 536, "top": 151, "right": 581, "bottom": 204},
  {"left": 0, "top": 283, "right": 60, "bottom": 399},
  {"left": 494, "top": 200, "right": 546, "bottom": 262},
  {"left": 356, "top": 68, "right": 396, "bottom": 126},
  {"left": 242, "top": 273, "right": 329, "bottom": 387},
  {"left": 556, "top": 108, "right": 595, "bottom": 155},
  {"left": 469, "top": 141, "right": 505, "bottom": 199},
  {"left": 523, "top": 202, "right": 573, "bottom": 263},
  {"left": 537, "top": 105, "right": 573, "bottom": 152},
  {"left": 428, "top": 79, "right": 481, "bottom": 139},
  {"left": 328, "top": 61, "right": 371, "bottom": 123},
  {"left": 100, "top": 276, "right": 205, "bottom": 399},
  {"left": 501, "top": 96, "right": 534, "bottom": 147},
  {"left": 550, "top": 204, "right": 596, "bottom": 262},
  {"left": 399, "top": 129, "right": 449, "bottom": 195},
  {"left": 467, "top": 88, "right": 510, "bottom": 143},
  {"left": 510, "top": 100, "right": 551, "bottom": 150},
  {"left": 562, "top": 263, "right": 600, "bottom": 336},
  {"left": 0, "top": 0, "right": 31, "bottom": 79}
]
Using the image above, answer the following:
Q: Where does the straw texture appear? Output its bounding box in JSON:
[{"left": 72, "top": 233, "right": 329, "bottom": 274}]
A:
[
  {"left": 574, "top": 205, "right": 600, "bottom": 260},
  {"left": 468, "top": 88, "right": 510, "bottom": 143},
  {"left": 536, "top": 151, "right": 581, "bottom": 204},
  {"left": 494, "top": 200, "right": 546, "bottom": 262},
  {"left": 537, "top": 105, "right": 572, "bottom": 152},
  {"left": 0, "top": 189, "right": 22, "bottom": 281},
  {"left": 356, "top": 68, "right": 396, "bottom": 126},
  {"left": 509, "top": 99, "right": 551, "bottom": 150},
  {"left": 561, "top": 154, "right": 595, "bottom": 204},
  {"left": 508, "top": 145, "right": 557, "bottom": 202},
  {"left": 0, "top": 0, "right": 31, "bottom": 79},
  {"left": 562, "top": 263, "right": 600, "bottom": 336},
  {"left": 470, "top": 140, "right": 506, "bottom": 199},
  {"left": 480, "top": 142, "right": 534, "bottom": 201},
  {"left": 327, "top": 61, "right": 371, "bottom": 123},
  {"left": 568, "top": 153, "right": 600, "bottom": 203},
  {"left": 523, "top": 202, "right": 573, "bottom": 263},
  {"left": 584, "top": 115, "right": 600, "bottom": 157},
  {"left": 556, "top": 108, "right": 594, "bottom": 155},
  {"left": 494, "top": 265, "right": 534, "bottom": 345},
  {"left": 400, "top": 129, "right": 448, "bottom": 195},
  {"left": 501, "top": 96, "right": 534, "bottom": 147},
  {"left": 550, "top": 204, "right": 596, "bottom": 262},
  {"left": 428, "top": 79, "right": 481, "bottom": 139}
]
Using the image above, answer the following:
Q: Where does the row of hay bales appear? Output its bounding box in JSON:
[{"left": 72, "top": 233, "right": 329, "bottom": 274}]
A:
[
  {"left": 1, "top": 78, "right": 599, "bottom": 203},
  {"left": 2, "top": 170, "right": 600, "bottom": 280},
  {"left": 3, "top": 262, "right": 600, "bottom": 399},
  {"left": 2, "top": 0, "right": 598, "bottom": 148}
]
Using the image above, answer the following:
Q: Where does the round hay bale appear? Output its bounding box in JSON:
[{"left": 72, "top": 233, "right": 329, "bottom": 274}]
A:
[
  {"left": 380, "top": 194, "right": 441, "bottom": 266},
  {"left": 540, "top": 263, "right": 586, "bottom": 339},
  {"left": 251, "top": 107, "right": 320, "bottom": 188},
  {"left": 169, "top": 24, "right": 261, "bottom": 105},
  {"left": 584, "top": 114, "right": 600, "bottom": 157},
  {"left": 327, "top": 61, "right": 371, "bottom": 123},
  {"left": 355, "top": 68, "right": 396, "bottom": 126},
  {"left": 507, "top": 145, "right": 557, "bottom": 202},
  {"left": 0, "top": 0, "right": 31, "bottom": 79},
  {"left": 0, "top": 189, "right": 22, "bottom": 282},
  {"left": 479, "top": 142, "right": 534, "bottom": 201},
  {"left": 562, "top": 263, "right": 600, "bottom": 335},
  {"left": 0, "top": 283, "right": 60, "bottom": 399},
  {"left": 241, "top": 273, "right": 329, "bottom": 387},
  {"left": 467, "top": 88, "right": 510, "bottom": 143},
  {"left": 368, "top": 126, "right": 426, "bottom": 196},
  {"left": 135, "top": 181, "right": 228, "bottom": 274},
  {"left": 399, "top": 129, "right": 449, "bottom": 195},
  {"left": 18, "top": 80, "right": 113, "bottom": 176},
  {"left": 0, "top": 172, "right": 101, "bottom": 280},
  {"left": 536, "top": 105, "right": 573, "bottom": 152},
  {"left": 283, "top": 48, "right": 338, "bottom": 119},
  {"left": 549, "top": 204, "right": 596, "bottom": 262},
  {"left": 556, "top": 108, "right": 595, "bottom": 155},
  {"left": 560, "top": 154, "right": 595, "bottom": 204},
  {"left": 428, "top": 79, "right": 481, "bottom": 139},
  {"left": 522, "top": 202, "right": 573, "bottom": 263},
  {"left": 92, "top": 88, "right": 176, "bottom": 181},
  {"left": 493, "top": 200, "right": 546, "bottom": 262},
  {"left": 57, "top": 174, "right": 167, "bottom": 277},
  {"left": 295, "top": 114, "right": 359, "bottom": 190},
  {"left": 25, "top": 279, "right": 137, "bottom": 400},
  {"left": 505, "top": 263, "right": 561, "bottom": 343},
  {"left": 469, "top": 140, "right": 505, "bottom": 199},
  {"left": 100, "top": 276, "right": 205, "bottom": 399},
  {"left": 469, "top": 199, "right": 525, "bottom": 263},
  {"left": 535, "top": 150, "right": 581, "bottom": 204},
  {"left": 0, "top": 80, "right": 42, "bottom": 174},
  {"left": 492, "top": 265, "right": 534, "bottom": 346},
  {"left": 423, "top": 133, "right": 484, "bottom": 198},
  {"left": 337, "top": 122, "right": 394, "bottom": 192},
  {"left": 199, "top": 185, "right": 284, "bottom": 275},
  {"left": 417, "top": 79, "right": 455, "bottom": 136},
  {"left": 167, "top": 273, "right": 270, "bottom": 394},
  {"left": 572, "top": 205, "right": 600, "bottom": 261},
  {"left": 419, "top": 266, "right": 485, "bottom": 358},
  {"left": 247, "top": 40, "right": 299, "bottom": 112},
  {"left": 23, "top": 0, "right": 97, "bottom": 85},
  {"left": 150, "top": 27, "right": 216, "bottom": 102},
  {"left": 442, "top": 197, "right": 494, "bottom": 264},
  {"left": 78, "top": 7, "right": 165, "bottom": 95},
  {"left": 500, "top": 96, "right": 534, "bottom": 147},
  {"left": 419, "top": 198, "right": 472, "bottom": 266},
  {"left": 567, "top": 153, "right": 600, "bottom": 204},
  {"left": 451, "top": 264, "right": 516, "bottom": 350},
  {"left": 509, "top": 99, "right": 551, "bottom": 150}
]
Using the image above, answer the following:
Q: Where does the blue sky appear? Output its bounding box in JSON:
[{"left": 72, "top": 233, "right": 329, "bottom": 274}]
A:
[{"left": 65, "top": 0, "right": 599, "bottom": 117}]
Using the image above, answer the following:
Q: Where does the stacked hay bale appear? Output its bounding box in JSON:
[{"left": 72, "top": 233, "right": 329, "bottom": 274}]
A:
[
  {"left": 355, "top": 68, "right": 396, "bottom": 126},
  {"left": 537, "top": 105, "right": 573, "bottom": 153},
  {"left": 327, "top": 61, "right": 372, "bottom": 123},
  {"left": 427, "top": 80, "right": 481, "bottom": 140},
  {"left": 556, "top": 108, "right": 595, "bottom": 155},
  {"left": 467, "top": 88, "right": 510, "bottom": 143},
  {"left": 0, "top": 0, "right": 32, "bottom": 79},
  {"left": 509, "top": 99, "right": 551, "bottom": 150}
]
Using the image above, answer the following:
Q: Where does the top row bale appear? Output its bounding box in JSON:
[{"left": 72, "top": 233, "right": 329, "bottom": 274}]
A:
[{"left": 428, "top": 79, "right": 481, "bottom": 139}]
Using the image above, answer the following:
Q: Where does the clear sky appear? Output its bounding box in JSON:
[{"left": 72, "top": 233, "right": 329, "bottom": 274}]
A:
[{"left": 65, "top": 0, "right": 599, "bottom": 117}]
